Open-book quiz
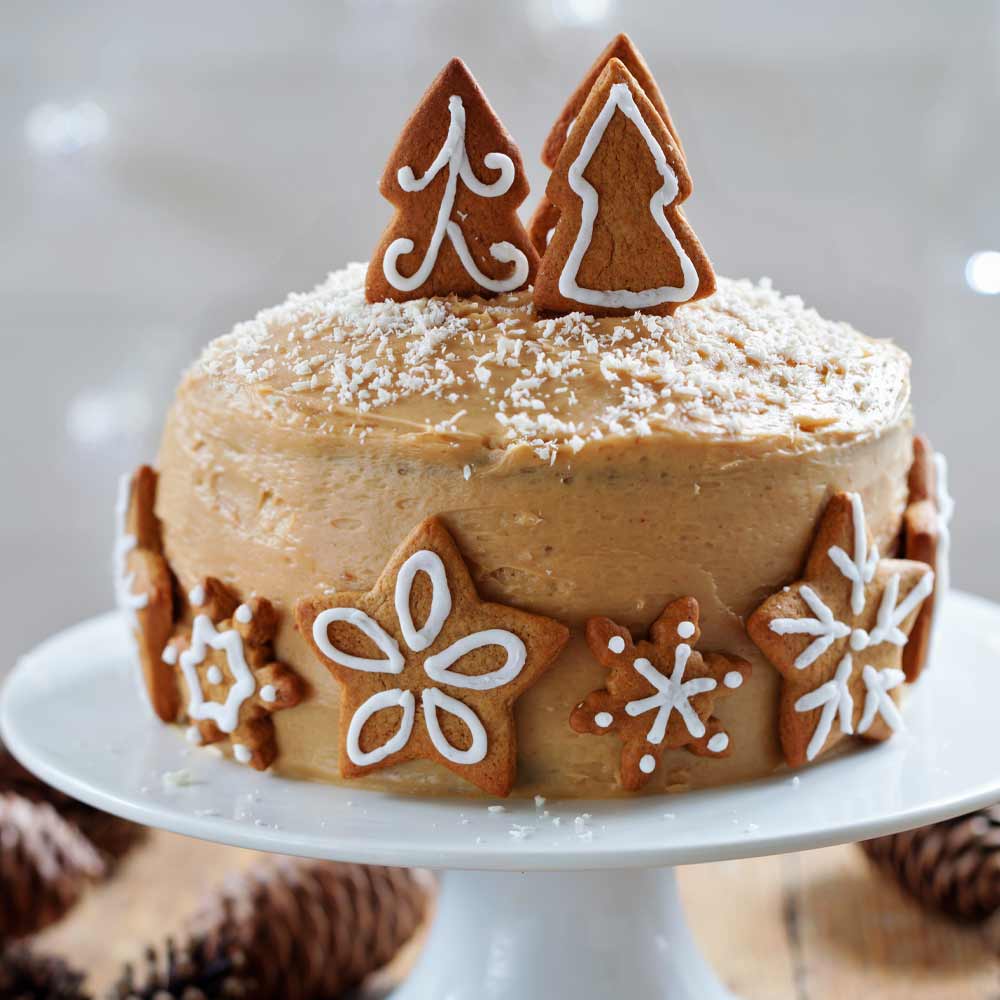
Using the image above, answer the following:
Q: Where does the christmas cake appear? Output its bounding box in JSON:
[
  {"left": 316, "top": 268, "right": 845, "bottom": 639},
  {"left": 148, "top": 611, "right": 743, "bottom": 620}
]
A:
[{"left": 115, "top": 37, "right": 950, "bottom": 798}]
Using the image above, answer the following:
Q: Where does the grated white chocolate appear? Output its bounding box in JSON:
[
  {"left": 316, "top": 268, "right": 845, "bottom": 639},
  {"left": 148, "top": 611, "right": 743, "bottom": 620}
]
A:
[{"left": 193, "top": 263, "right": 910, "bottom": 459}]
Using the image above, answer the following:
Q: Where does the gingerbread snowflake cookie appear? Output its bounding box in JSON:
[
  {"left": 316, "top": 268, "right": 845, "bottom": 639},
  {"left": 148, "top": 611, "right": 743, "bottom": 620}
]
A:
[
  {"left": 902, "top": 435, "right": 954, "bottom": 680},
  {"left": 165, "top": 581, "right": 304, "bottom": 770},
  {"left": 296, "top": 518, "right": 569, "bottom": 797},
  {"left": 748, "top": 492, "right": 935, "bottom": 767},
  {"left": 114, "top": 466, "right": 178, "bottom": 722},
  {"left": 571, "top": 598, "right": 750, "bottom": 791}
]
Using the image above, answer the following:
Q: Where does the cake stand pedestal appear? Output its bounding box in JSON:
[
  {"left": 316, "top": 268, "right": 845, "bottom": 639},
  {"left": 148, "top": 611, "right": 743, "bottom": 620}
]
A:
[{"left": 3, "top": 593, "right": 1000, "bottom": 1000}]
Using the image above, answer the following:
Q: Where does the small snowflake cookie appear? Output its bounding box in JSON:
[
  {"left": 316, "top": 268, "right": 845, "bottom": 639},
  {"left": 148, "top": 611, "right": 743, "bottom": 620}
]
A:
[
  {"left": 748, "top": 491, "right": 935, "bottom": 767},
  {"left": 114, "top": 465, "right": 179, "bottom": 722},
  {"left": 295, "top": 517, "right": 569, "bottom": 797},
  {"left": 902, "top": 435, "right": 953, "bottom": 680},
  {"left": 570, "top": 597, "right": 751, "bottom": 791},
  {"left": 165, "top": 580, "right": 304, "bottom": 770}
]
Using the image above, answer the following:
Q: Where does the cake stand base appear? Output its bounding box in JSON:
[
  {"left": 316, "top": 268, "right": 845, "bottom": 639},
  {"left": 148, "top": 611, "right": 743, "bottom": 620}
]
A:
[{"left": 393, "top": 867, "right": 732, "bottom": 1000}]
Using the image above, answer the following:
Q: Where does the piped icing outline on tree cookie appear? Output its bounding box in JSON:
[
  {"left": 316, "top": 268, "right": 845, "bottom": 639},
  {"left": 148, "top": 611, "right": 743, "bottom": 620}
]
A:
[
  {"left": 747, "top": 491, "right": 935, "bottom": 767},
  {"left": 164, "top": 580, "right": 304, "bottom": 770},
  {"left": 570, "top": 597, "right": 751, "bottom": 792},
  {"left": 295, "top": 517, "right": 569, "bottom": 797}
]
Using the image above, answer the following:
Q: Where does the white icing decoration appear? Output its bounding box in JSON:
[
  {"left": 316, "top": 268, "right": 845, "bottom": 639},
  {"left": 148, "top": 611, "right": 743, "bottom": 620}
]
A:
[
  {"left": 934, "top": 452, "right": 954, "bottom": 598},
  {"left": 638, "top": 754, "right": 656, "bottom": 774},
  {"left": 607, "top": 635, "right": 626, "bottom": 654},
  {"left": 179, "top": 615, "right": 257, "bottom": 734},
  {"left": 206, "top": 665, "right": 223, "bottom": 685},
  {"left": 423, "top": 629, "right": 526, "bottom": 691},
  {"left": 189, "top": 584, "right": 206, "bottom": 607},
  {"left": 827, "top": 492, "right": 879, "bottom": 616},
  {"left": 260, "top": 684, "right": 277, "bottom": 704},
  {"left": 707, "top": 732, "right": 729, "bottom": 753},
  {"left": 795, "top": 654, "right": 855, "bottom": 762},
  {"left": 383, "top": 95, "right": 529, "bottom": 294},
  {"left": 770, "top": 585, "right": 850, "bottom": 669},
  {"left": 594, "top": 711, "right": 613, "bottom": 728},
  {"left": 232, "top": 744, "right": 252, "bottom": 765},
  {"left": 723, "top": 671, "right": 743, "bottom": 689},
  {"left": 677, "top": 621, "right": 696, "bottom": 639},
  {"left": 235, "top": 603, "right": 253, "bottom": 624},
  {"left": 394, "top": 549, "right": 451, "bottom": 652},
  {"left": 347, "top": 688, "right": 415, "bottom": 766},
  {"left": 421, "top": 688, "right": 487, "bottom": 765},
  {"left": 185, "top": 726, "right": 201, "bottom": 745},
  {"left": 113, "top": 473, "right": 148, "bottom": 627},
  {"left": 858, "top": 666, "right": 905, "bottom": 734},
  {"left": 312, "top": 607, "right": 405, "bottom": 674},
  {"left": 162, "top": 645, "right": 178, "bottom": 665},
  {"left": 559, "top": 82, "right": 699, "bottom": 309},
  {"left": 625, "top": 645, "right": 717, "bottom": 744}
]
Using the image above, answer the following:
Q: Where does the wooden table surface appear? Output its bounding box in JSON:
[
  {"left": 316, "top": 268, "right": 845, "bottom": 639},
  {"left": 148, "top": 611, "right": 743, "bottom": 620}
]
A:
[{"left": 35, "top": 829, "right": 999, "bottom": 999}]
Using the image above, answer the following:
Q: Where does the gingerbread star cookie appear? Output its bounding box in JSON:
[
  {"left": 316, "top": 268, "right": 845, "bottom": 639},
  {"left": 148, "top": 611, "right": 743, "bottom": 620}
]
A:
[
  {"left": 532, "top": 58, "right": 715, "bottom": 318},
  {"left": 902, "top": 435, "right": 954, "bottom": 680},
  {"left": 366, "top": 57, "right": 538, "bottom": 303},
  {"left": 296, "top": 517, "right": 569, "bottom": 797},
  {"left": 165, "top": 581, "right": 304, "bottom": 770},
  {"left": 114, "top": 466, "right": 178, "bottom": 722},
  {"left": 748, "top": 492, "right": 935, "bottom": 767},
  {"left": 570, "top": 597, "right": 750, "bottom": 791},
  {"left": 529, "top": 31, "right": 683, "bottom": 252}
]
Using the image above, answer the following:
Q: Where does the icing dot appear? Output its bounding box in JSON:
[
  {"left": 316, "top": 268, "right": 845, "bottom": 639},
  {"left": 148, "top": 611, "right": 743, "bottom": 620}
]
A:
[
  {"left": 639, "top": 754, "right": 656, "bottom": 774},
  {"left": 235, "top": 603, "right": 253, "bottom": 624},
  {"left": 162, "top": 645, "right": 178, "bottom": 665},
  {"left": 185, "top": 726, "right": 201, "bottom": 745},
  {"left": 724, "top": 671, "right": 744, "bottom": 689},
  {"left": 607, "top": 635, "right": 626, "bottom": 654},
  {"left": 188, "top": 584, "right": 206, "bottom": 607},
  {"left": 708, "top": 732, "right": 730, "bottom": 753},
  {"left": 233, "top": 744, "right": 252, "bottom": 765},
  {"left": 850, "top": 628, "right": 869, "bottom": 651},
  {"left": 206, "top": 665, "right": 223, "bottom": 685},
  {"left": 594, "top": 711, "right": 613, "bottom": 728},
  {"left": 260, "top": 684, "right": 277, "bottom": 704},
  {"left": 677, "top": 621, "right": 696, "bottom": 639}
]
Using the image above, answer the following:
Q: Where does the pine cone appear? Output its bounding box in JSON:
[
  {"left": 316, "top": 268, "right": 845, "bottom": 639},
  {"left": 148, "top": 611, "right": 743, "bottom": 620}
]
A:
[
  {"left": 862, "top": 805, "right": 1000, "bottom": 922},
  {"left": 112, "top": 860, "right": 432, "bottom": 1000},
  {"left": 0, "top": 944, "right": 90, "bottom": 1000},
  {"left": 0, "top": 944, "right": 90, "bottom": 999},
  {"left": 0, "top": 794, "right": 105, "bottom": 943}
]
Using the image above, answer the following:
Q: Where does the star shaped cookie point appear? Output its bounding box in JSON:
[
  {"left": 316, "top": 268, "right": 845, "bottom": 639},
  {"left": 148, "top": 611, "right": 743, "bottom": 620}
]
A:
[
  {"left": 747, "top": 491, "right": 934, "bottom": 767},
  {"left": 296, "top": 516, "right": 569, "bottom": 797},
  {"left": 571, "top": 597, "right": 750, "bottom": 792}
]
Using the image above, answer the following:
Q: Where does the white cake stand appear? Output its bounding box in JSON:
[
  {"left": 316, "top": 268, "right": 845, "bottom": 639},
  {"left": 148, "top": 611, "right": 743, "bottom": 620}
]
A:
[{"left": 3, "top": 593, "right": 1000, "bottom": 1000}]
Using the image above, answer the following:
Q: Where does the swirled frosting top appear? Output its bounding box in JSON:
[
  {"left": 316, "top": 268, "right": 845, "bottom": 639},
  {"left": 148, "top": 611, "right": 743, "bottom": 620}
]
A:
[{"left": 190, "top": 262, "right": 910, "bottom": 459}]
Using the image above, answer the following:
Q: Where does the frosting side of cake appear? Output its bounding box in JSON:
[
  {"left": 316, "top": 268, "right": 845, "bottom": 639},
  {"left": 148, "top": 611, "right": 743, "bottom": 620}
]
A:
[{"left": 153, "top": 269, "right": 914, "bottom": 796}]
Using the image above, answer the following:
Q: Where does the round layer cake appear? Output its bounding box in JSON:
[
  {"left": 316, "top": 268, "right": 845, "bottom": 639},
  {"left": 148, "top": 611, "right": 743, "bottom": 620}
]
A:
[{"left": 147, "top": 262, "right": 915, "bottom": 797}]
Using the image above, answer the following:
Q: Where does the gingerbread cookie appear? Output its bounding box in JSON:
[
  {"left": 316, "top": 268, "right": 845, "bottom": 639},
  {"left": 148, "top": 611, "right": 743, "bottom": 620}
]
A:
[
  {"left": 114, "top": 466, "right": 178, "bottom": 722},
  {"left": 366, "top": 58, "right": 538, "bottom": 303},
  {"left": 529, "top": 32, "right": 682, "bottom": 253},
  {"left": 570, "top": 598, "right": 750, "bottom": 791},
  {"left": 165, "top": 582, "right": 304, "bottom": 770},
  {"left": 296, "top": 517, "right": 569, "bottom": 797},
  {"left": 748, "top": 492, "right": 935, "bottom": 767},
  {"left": 533, "top": 59, "right": 714, "bottom": 318},
  {"left": 902, "top": 435, "right": 953, "bottom": 680}
]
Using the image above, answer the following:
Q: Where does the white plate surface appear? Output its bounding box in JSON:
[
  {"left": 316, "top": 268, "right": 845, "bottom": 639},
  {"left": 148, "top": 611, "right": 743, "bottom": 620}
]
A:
[{"left": 2, "top": 594, "right": 999, "bottom": 871}]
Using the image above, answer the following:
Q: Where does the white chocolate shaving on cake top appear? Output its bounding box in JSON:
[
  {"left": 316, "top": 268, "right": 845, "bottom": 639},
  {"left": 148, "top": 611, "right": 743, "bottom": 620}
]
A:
[{"left": 192, "top": 263, "right": 910, "bottom": 459}]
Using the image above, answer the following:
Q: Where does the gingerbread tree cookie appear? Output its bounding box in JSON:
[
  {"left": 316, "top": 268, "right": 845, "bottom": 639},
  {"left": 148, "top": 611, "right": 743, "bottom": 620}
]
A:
[
  {"left": 570, "top": 597, "right": 750, "bottom": 791},
  {"left": 366, "top": 58, "right": 538, "bottom": 303},
  {"left": 165, "top": 582, "right": 304, "bottom": 770},
  {"left": 114, "top": 466, "right": 178, "bottom": 722},
  {"left": 902, "top": 436, "right": 954, "bottom": 681},
  {"left": 296, "top": 517, "right": 569, "bottom": 797},
  {"left": 529, "top": 32, "right": 682, "bottom": 252},
  {"left": 747, "top": 492, "right": 935, "bottom": 767},
  {"left": 533, "top": 59, "right": 714, "bottom": 318}
]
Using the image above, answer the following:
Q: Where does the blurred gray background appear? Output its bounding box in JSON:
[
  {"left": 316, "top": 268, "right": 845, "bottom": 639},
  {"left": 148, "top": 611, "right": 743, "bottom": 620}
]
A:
[{"left": 2, "top": 0, "right": 998, "bottom": 672}]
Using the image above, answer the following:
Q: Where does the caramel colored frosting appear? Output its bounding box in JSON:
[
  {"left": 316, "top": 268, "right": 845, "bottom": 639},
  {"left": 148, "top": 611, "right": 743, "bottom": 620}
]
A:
[{"left": 156, "top": 264, "right": 914, "bottom": 797}]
